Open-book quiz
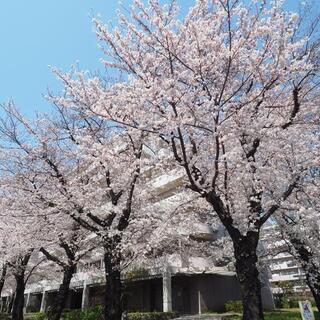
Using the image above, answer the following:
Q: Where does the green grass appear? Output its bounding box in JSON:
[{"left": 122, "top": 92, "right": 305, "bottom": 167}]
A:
[{"left": 223, "top": 308, "right": 320, "bottom": 320}]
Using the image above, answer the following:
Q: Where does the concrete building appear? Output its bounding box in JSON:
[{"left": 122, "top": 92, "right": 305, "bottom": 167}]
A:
[
  {"left": 0, "top": 254, "right": 274, "bottom": 314},
  {"left": 1, "top": 167, "right": 275, "bottom": 314},
  {"left": 268, "top": 250, "right": 308, "bottom": 293},
  {"left": 262, "top": 225, "right": 308, "bottom": 294}
]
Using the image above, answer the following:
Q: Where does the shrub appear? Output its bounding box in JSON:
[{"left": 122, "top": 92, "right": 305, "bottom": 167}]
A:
[
  {"left": 81, "top": 306, "right": 103, "bottom": 320},
  {"left": 127, "top": 312, "right": 178, "bottom": 320},
  {"left": 281, "top": 298, "right": 290, "bottom": 309},
  {"left": 63, "top": 306, "right": 103, "bottom": 320},
  {"left": 0, "top": 309, "right": 179, "bottom": 320},
  {"left": 29, "top": 312, "right": 48, "bottom": 320},
  {"left": 288, "top": 299, "right": 299, "bottom": 308},
  {"left": 63, "top": 309, "right": 82, "bottom": 320},
  {"left": 225, "top": 300, "right": 243, "bottom": 313},
  {"left": 274, "top": 297, "right": 296, "bottom": 309},
  {"left": 61, "top": 309, "right": 176, "bottom": 320}
]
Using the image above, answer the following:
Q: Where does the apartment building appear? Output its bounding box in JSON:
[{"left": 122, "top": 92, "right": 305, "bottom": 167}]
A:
[
  {"left": 262, "top": 225, "right": 309, "bottom": 294},
  {"left": 1, "top": 167, "right": 275, "bottom": 314}
]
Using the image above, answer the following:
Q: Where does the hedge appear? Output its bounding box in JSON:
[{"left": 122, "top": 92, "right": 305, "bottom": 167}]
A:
[
  {"left": 29, "top": 308, "right": 178, "bottom": 320},
  {"left": 64, "top": 306, "right": 103, "bottom": 320},
  {"left": 274, "top": 297, "right": 316, "bottom": 309},
  {"left": 127, "top": 312, "right": 179, "bottom": 320},
  {"left": 29, "top": 313, "right": 48, "bottom": 320},
  {"left": 225, "top": 300, "right": 243, "bottom": 313}
]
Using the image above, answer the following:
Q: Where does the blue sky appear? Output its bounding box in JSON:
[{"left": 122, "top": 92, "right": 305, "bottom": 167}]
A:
[{"left": 0, "top": 0, "right": 301, "bottom": 117}]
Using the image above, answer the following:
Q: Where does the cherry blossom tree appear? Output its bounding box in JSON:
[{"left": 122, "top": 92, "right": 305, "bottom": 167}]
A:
[
  {"left": 0, "top": 200, "right": 41, "bottom": 320},
  {"left": 0, "top": 103, "right": 151, "bottom": 320},
  {"left": 38, "top": 221, "right": 95, "bottom": 320},
  {"left": 0, "top": 101, "right": 228, "bottom": 320},
  {"left": 0, "top": 106, "right": 84, "bottom": 319},
  {"left": 0, "top": 143, "right": 97, "bottom": 320},
  {"left": 273, "top": 170, "right": 320, "bottom": 311},
  {"left": 50, "top": 1, "right": 319, "bottom": 319}
]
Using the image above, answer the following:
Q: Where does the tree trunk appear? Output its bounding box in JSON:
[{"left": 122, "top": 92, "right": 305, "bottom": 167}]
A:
[
  {"left": 104, "top": 248, "right": 122, "bottom": 320},
  {"left": 11, "top": 252, "right": 32, "bottom": 320},
  {"left": 12, "top": 274, "right": 25, "bottom": 320},
  {"left": 305, "top": 267, "right": 320, "bottom": 312},
  {"left": 48, "top": 265, "right": 76, "bottom": 320},
  {"left": 287, "top": 235, "right": 320, "bottom": 312},
  {"left": 233, "top": 231, "right": 264, "bottom": 320},
  {"left": 0, "top": 264, "right": 7, "bottom": 297},
  {"left": 8, "top": 294, "right": 15, "bottom": 313},
  {"left": 205, "top": 191, "right": 264, "bottom": 319}
]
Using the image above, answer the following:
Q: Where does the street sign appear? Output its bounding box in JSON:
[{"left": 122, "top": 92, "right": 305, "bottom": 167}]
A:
[{"left": 299, "top": 300, "right": 315, "bottom": 320}]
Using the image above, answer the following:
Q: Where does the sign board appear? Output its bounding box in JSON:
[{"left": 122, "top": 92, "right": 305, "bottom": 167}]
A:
[{"left": 299, "top": 300, "right": 315, "bottom": 320}]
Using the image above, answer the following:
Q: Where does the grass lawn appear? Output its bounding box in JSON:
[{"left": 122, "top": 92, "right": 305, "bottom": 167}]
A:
[{"left": 223, "top": 308, "right": 320, "bottom": 320}]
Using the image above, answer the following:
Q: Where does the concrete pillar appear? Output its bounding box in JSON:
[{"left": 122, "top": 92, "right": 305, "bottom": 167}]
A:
[
  {"left": 260, "top": 267, "right": 275, "bottom": 311},
  {"left": 40, "top": 290, "right": 47, "bottom": 313},
  {"left": 162, "top": 269, "right": 172, "bottom": 312},
  {"left": 81, "top": 283, "right": 90, "bottom": 309},
  {"left": 198, "top": 290, "right": 202, "bottom": 315},
  {"left": 24, "top": 292, "right": 31, "bottom": 314}
]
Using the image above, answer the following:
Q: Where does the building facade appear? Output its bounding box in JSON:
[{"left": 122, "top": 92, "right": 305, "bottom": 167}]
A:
[
  {"left": 262, "top": 225, "right": 309, "bottom": 294},
  {"left": 0, "top": 259, "right": 274, "bottom": 314},
  {"left": 0, "top": 167, "right": 275, "bottom": 314}
]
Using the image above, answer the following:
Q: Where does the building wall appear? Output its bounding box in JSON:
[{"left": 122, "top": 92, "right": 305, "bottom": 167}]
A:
[
  {"left": 100, "top": 274, "right": 245, "bottom": 314},
  {"left": 262, "top": 226, "right": 308, "bottom": 293},
  {"left": 89, "top": 286, "right": 105, "bottom": 306},
  {"left": 172, "top": 274, "right": 273, "bottom": 313},
  {"left": 27, "top": 293, "right": 42, "bottom": 312},
  {"left": 269, "top": 253, "right": 307, "bottom": 291},
  {"left": 2, "top": 271, "right": 274, "bottom": 314},
  {"left": 124, "top": 278, "right": 162, "bottom": 312},
  {"left": 172, "top": 276, "right": 192, "bottom": 313},
  {"left": 194, "top": 274, "right": 242, "bottom": 313},
  {"left": 122, "top": 274, "right": 243, "bottom": 314}
]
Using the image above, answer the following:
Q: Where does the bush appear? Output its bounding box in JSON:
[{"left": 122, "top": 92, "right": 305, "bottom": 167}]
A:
[
  {"left": 81, "top": 306, "right": 103, "bottom": 320},
  {"left": 274, "top": 296, "right": 298, "bottom": 309},
  {"left": 225, "top": 301, "right": 243, "bottom": 313},
  {"left": 288, "top": 299, "right": 299, "bottom": 308},
  {"left": 280, "top": 298, "right": 290, "bottom": 309},
  {"left": 63, "top": 309, "right": 82, "bottom": 320},
  {"left": 50, "top": 309, "right": 178, "bottom": 320},
  {"left": 29, "top": 312, "right": 48, "bottom": 320},
  {"left": 127, "top": 312, "right": 178, "bottom": 320},
  {"left": 63, "top": 306, "right": 103, "bottom": 320},
  {"left": 62, "top": 310, "right": 177, "bottom": 320}
]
